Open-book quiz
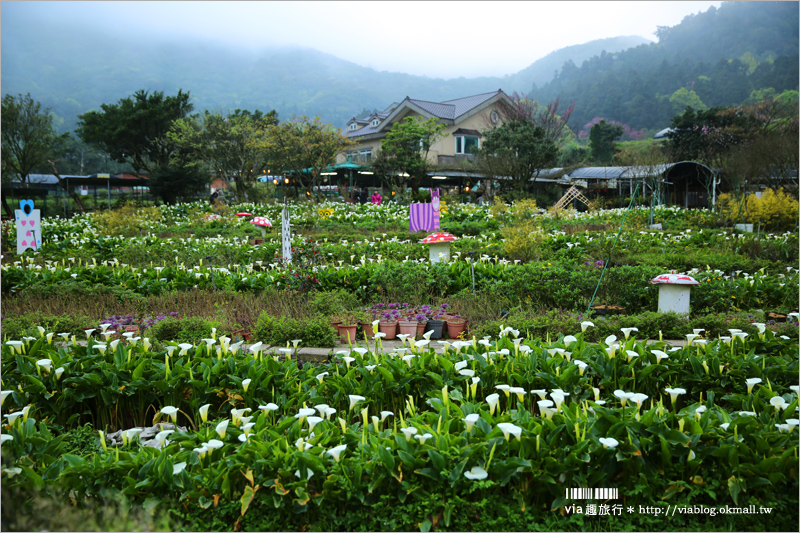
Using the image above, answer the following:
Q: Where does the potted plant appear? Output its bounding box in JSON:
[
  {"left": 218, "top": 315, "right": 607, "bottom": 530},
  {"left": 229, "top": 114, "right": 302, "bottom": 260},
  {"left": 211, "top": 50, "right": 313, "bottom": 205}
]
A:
[
  {"left": 436, "top": 303, "right": 453, "bottom": 321},
  {"left": 378, "top": 309, "right": 400, "bottom": 340},
  {"left": 414, "top": 313, "right": 428, "bottom": 339},
  {"left": 334, "top": 311, "right": 359, "bottom": 343},
  {"left": 354, "top": 309, "right": 373, "bottom": 336},
  {"left": 398, "top": 309, "right": 419, "bottom": 336},
  {"left": 424, "top": 311, "right": 446, "bottom": 340},
  {"left": 445, "top": 314, "right": 468, "bottom": 338}
]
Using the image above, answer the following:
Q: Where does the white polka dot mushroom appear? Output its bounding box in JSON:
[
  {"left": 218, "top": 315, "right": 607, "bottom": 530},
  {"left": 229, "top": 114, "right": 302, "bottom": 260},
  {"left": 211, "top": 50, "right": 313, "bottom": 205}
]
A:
[
  {"left": 650, "top": 271, "right": 700, "bottom": 314},
  {"left": 250, "top": 217, "right": 272, "bottom": 238},
  {"left": 420, "top": 232, "right": 458, "bottom": 263}
]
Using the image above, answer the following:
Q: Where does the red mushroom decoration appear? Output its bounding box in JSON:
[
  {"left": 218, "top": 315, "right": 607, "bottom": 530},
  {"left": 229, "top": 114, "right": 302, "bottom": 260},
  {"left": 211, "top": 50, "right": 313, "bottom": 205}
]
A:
[
  {"left": 650, "top": 271, "right": 700, "bottom": 314},
  {"left": 236, "top": 212, "right": 253, "bottom": 218},
  {"left": 419, "top": 232, "right": 458, "bottom": 263},
  {"left": 250, "top": 216, "right": 273, "bottom": 237}
]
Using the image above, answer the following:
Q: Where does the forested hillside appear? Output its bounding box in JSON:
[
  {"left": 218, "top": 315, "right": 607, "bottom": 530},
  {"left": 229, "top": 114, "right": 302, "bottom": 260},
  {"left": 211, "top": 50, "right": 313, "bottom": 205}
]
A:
[
  {"left": 1, "top": 1, "right": 796, "bottom": 136},
  {"left": 532, "top": 1, "right": 799, "bottom": 133},
  {"left": 0, "top": 8, "right": 645, "bottom": 134}
]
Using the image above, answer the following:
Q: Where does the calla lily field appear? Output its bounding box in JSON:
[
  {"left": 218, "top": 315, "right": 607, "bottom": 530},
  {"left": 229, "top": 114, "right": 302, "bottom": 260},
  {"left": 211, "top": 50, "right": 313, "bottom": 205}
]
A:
[{"left": 1, "top": 200, "right": 798, "bottom": 531}]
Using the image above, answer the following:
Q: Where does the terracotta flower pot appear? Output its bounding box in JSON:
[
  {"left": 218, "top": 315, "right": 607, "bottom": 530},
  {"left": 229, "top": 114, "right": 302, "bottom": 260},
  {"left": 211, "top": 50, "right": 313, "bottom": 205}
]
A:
[
  {"left": 446, "top": 319, "right": 468, "bottom": 339},
  {"left": 338, "top": 324, "right": 358, "bottom": 343},
  {"left": 379, "top": 320, "right": 398, "bottom": 340},
  {"left": 416, "top": 322, "right": 427, "bottom": 339},
  {"left": 397, "top": 320, "right": 418, "bottom": 336}
]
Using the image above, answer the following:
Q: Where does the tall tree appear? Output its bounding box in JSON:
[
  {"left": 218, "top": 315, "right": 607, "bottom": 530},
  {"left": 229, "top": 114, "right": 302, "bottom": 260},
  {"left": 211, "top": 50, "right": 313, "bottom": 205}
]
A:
[
  {"left": 148, "top": 161, "right": 210, "bottom": 205},
  {"left": 1, "top": 93, "right": 63, "bottom": 186},
  {"left": 168, "top": 109, "right": 278, "bottom": 200},
  {"left": 76, "top": 89, "right": 194, "bottom": 175},
  {"left": 589, "top": 120, "right": 624, "bottom": 164},
  {"left": 1, "top": 93, "right": 87, "bottom": 216},
  {"left": 667, "top": 98, "right": 799, "bottom": 218},
  {"left": 494, "top": 93, "right": 575, "bottom": 149},
  {"left": 474, "top": 119, "right": 559, "bottom": 193},
  {"left": 372, "top": 116, "right": 447, "bottom": 192},
  {"left": 258, "top": 116, "right": 353, "bottom": 200}
]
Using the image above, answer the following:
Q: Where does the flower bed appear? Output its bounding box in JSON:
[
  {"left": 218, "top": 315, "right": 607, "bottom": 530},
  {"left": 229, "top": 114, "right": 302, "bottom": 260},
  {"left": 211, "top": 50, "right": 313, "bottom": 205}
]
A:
[{"left": 1, "top": 325, "right": 798, "bottom": 531}]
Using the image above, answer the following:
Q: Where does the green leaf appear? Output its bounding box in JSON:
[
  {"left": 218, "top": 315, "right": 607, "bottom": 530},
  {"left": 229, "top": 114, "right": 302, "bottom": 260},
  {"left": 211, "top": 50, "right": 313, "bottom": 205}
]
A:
[
  {"left": 438, "top": 357, "right": 454, "bottom": 373},
  {"left": 132, "top": 359, "right": 147, "bottom": 381},
  {"left": 397, "top": 449, "right": 416, "bottom": 469},
  {"left": 376, "top": 366, "right": 395, "bottom": 383},
  {"left": 377, "top": 446, "right": 395, "bottom": 471},
  {"left": 61, "top": 454, "right": 88, "bottom": 467},
  {"left": 414, "top": 467, "right": 440, "bottom": 481},
  {"left": 20, "top": 466, "right": 45, "bottom": 490},
  {"left": 241, "top": 485, "right": 257, "bottom": 516},
  {"left": 420, "top": 517, "right": 432, "bottom": 533},
  {"left": 727, "top": 476, "right": 744, "bottom": 505},
  {"left": 27, "top": 337, "right": 46, "bottom": 358},
  {"left": 24, "top": 375, "right": 46, "bottom": 394},
  {"left": 221, "top": 473, "right": 231, "bottom": 499},
  {"left": 428, "top": 450, "right": 446, "bottom": 472},
  {"left": 449, "top": 459, "right": 468, "bottom": 483}
]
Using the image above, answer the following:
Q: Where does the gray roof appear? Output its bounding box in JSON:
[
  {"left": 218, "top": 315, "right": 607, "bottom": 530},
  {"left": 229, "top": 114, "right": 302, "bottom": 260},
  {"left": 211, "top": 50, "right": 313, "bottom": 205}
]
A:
[
  {"left": 654, "top": 127, "right": 673, "bottom": 139},
  {"left": 349, "top": 124, "right": 381, "bottom": 138},
  {"left": 407, "top": 98, "right": 457, "bottom": 119},
  {"left": 407, "top": 90, "right": 503, "bottom": 121},
  {"left": 347, "top": 90, "right": 506, "bottom": 138},
  {"left": 22, "top": 174, "right": 90, "bottom": 185},
  {"left": 440, "top": 91, "right": 503, "bottom": 119},
  {"left": 565, "top": 167, "right": 629, "bottom": 179},
  {"left": 565, "top": 162, "right": 714, "bottom": 181}
]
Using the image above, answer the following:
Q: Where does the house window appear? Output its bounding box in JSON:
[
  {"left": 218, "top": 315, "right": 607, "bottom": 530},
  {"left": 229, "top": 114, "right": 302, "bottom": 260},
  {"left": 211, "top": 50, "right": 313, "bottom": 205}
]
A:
[
  {"left": 349, "top": 123, "right": 357, "bottom": 131},
  {"left": 455, "top": 136, "right": 480, "bottom": 154},
  {"left": 360, "top": 149, "right": 372, "bottom": 162},
  {"left": 371, "top": 119, "right": 379, "bottom": 127},
  {"left": 347, "top": 151, "right": 359, "bottom": 161}
]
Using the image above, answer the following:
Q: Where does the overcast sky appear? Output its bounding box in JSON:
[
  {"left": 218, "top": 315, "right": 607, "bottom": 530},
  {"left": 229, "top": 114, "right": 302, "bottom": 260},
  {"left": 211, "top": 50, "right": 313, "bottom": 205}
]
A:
[{"left": 5, "top": 1, "right": 723, "bottom": 78}]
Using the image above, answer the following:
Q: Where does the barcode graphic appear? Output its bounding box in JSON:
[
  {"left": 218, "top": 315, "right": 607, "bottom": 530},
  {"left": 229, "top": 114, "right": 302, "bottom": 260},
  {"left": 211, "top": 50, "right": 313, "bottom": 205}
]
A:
[{"left": 566, "top": 487, "right": 618, "bottom": 500}]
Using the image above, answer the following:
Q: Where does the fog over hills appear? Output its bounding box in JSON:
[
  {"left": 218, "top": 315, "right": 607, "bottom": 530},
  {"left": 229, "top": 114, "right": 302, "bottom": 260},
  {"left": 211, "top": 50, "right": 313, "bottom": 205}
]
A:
[
  {"left": 1, "top": 5, "right": 649, "bottom": 131},
  {"left": 2, "top": 1, "right": 797, "bottom": 135}
]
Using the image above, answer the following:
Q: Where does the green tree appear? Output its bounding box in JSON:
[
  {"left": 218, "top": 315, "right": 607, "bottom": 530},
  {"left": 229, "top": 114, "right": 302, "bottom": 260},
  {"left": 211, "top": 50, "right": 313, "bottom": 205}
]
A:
[
  {"left": 0, "top": 93, "right": 88, "bottom": 216},
  {"left": 168, "top": 109, "right": 278, "bottom": 201},
  {"left": 258, "top": 116, "right": 353, "bottom": 200},
  {"left": 495, "top": 93, "right": 575, "bottom": 149},
  {"left": 76, "top": 89, "right": 194, "bottom": 175},
  {"left": 373, "top": 116, "right": 447, "bottom": 192},
  {"left": 589, "top": 120, "right": 624, "bottom": 164},
  {"left": 1, "top": 93, "right": 63, "bottom": 186},
  {"left": 148, "top": 161, "right": 209, "bottom": 205},
  {"left": 669, "top": 87, "right": 708, "bottom": 115},
  {"left": 474, "top": 119, "right": 559, "bottom": 193},
  {"left": 42, "top": 135, "right": 130, "bottom": 176}
]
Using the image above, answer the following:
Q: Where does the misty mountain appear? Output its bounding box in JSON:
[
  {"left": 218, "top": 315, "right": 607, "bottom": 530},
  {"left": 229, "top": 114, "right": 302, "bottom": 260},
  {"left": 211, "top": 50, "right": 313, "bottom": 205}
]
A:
[
  {"left": 1, "top": 8, "right": 647, "bottom": 132},
  {"left": 1, "top": 1, "right": 796, "bottom": 136},
  {"left": 530, "top": 1, "right": 799, "bottom": 132}
]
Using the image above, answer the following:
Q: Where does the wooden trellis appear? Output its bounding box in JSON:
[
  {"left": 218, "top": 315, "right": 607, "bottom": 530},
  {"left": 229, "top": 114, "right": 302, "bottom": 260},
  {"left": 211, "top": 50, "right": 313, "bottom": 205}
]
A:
[{"left": 553, "top": 185, "right": 590, "bottom": 210}]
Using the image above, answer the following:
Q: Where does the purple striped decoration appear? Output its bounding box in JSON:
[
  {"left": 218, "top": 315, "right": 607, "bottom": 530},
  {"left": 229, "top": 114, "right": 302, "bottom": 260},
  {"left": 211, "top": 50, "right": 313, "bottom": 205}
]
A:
[{"left": 409, "top": 203, "right": 435, "bottom": 233}]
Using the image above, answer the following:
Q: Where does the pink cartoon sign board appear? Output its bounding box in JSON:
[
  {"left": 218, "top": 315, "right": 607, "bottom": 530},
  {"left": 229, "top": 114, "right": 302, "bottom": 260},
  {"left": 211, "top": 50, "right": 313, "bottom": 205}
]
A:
[
  {"left": 15, "top": 199, "right": 41, "bottom": 254},
  {"left": 409, "top": 188, "right": 441, "bottom": 233}
]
